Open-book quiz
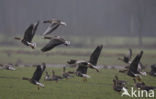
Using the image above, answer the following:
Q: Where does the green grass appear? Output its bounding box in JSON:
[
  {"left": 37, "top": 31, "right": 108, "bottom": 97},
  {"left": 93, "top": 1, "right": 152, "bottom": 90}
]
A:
[
  {"left": 0, "top": 46, "right": 156, "bottom": 65},
  {"left": 0, "top": 35, "right": 156, "bottom": 99},
  {"left": 0, "top": 67, "right": 156, "bottom": 99},
  {"left": 1, "top": 34, "right": 156, "bottom": 47}
]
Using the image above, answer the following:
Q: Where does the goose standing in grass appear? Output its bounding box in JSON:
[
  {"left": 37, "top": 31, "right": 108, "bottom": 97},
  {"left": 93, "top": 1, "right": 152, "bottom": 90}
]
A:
[
  {"left": 113, "top": 78, "right": 127, "bottom": 92},
  {"left": 14, "top": 21, "right": 40, "bottom": 49},
  {"left": 4, "top": 63, "right": 16, "bottom": 71},
  {"left": 52, "top": 70, "right": 63, "bottom": 82},
  {"left": 67, "top": 45, "right": 103, "bottom": 81},
  {"left": 44, "top": 71, "right": 51, "bottom": 81},
  {"left": 118, "top": 48, "right": 132, "bottom": 64},
  {"left": 114, "top": 75, "right": 128, "bottom": 86},
  {"left": 133, "top": 78, "right": 156, "bottom": 91},
  {"left": 149, "top": 64, "right": 156, "bottom": 76},
  {"left": 42, "top": 19, "right": 67, "bottom": 36},
  {"left": 141, "top": 83, "right": 156, "bottom": 91},
  {"left": 62, "top": 67, "right": 74, "bottom": 79},
  {"left": 41, "top": 36, "right": 70, "bottom": 52},
  {"left": 22, "top": 63, "right": 46, "bottom": 90},
  {"left": 133, "top": 78, "right": 145, "bottom": 89}
]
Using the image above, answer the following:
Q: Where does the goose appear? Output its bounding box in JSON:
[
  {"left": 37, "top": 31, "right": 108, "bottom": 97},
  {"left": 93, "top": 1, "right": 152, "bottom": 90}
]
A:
[
  {"left": 44, "top": 71, "right": 51, "bottom": 81},
  {"left": 114, "top": 75, "right": 128, "bottom": 86},
  {"left": 133, "top": 78, "right": 156, "bottom": 91},
  {"left": 14, "top": 21, "right": 39, "bottom": 49},
  {"left": 62, "top": 67, "right": 74, "bottom": 79},
  {"left": 22, "top": 63, "right": 46, "bottom": 90},
  {"left": 127, "top": 50, "right": 144, "bottom": 80},
  {"left": 42, "top": 19, "right": 67, "bottom": 36},
  {"left": 41, "top": 36, "right": 70, "bottom": 52},
  {"left": 141, "top": 84, "right": 156, "bottom": 91},
  {"left": 149, "top": 64, "right": 156, "bottom": 76},
  {"left": 133, "top": 78, "right": 145, "bottom": 89},
  {"left": 118, "top": 48, "right": 132, "bottom": 64},
  {"left": 4, "top": 63, "right": 16, "bottom": 71},
  {"left": 52, "top": 70, "right": 63, "bottom": 82},
  {"left": 67, "top": 45, "right": 103, "bottom": 81},
  {"left": 113, "top": 79, "right": 126, "bottom": 92}
]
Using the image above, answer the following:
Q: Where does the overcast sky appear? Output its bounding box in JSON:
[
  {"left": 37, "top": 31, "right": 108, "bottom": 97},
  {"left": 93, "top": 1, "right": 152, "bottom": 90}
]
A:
[{"left": 0, "top": 0, "right": 156, "bottom": 36}]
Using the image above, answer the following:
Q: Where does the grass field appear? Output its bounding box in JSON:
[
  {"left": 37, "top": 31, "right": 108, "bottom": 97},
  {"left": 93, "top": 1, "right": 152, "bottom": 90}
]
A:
[
  {"left": 0, "top": 67, "right": 156, "bottom": 99},
  {"left": 0, "top": 46, "right": 156, "bottom": 65},
  {"left": 0, "top": 35, "right": 156, "bottom": 99}
]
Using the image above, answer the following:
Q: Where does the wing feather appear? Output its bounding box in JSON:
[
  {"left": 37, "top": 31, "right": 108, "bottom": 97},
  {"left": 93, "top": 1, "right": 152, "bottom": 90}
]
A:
[
  {"left": 23, "top": 24, "right": 33, "bottom": 42},
  {"left": 128, "top": 51, "right": 143, "bottom": 74},
  {"left": 41, "top": 38, "right": 65, "bottom": 52},
  {"left": 89, "top": 45, "right": 103, "bottom": 65},
  {"left": 43, "top": 23, "right": 59, "bottom": 35}
]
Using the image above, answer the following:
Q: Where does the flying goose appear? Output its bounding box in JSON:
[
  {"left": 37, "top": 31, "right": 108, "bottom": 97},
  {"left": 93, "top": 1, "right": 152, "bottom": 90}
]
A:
[
  {"left": 41, "top": 36, "right": 70, "bottom": 52},
  {"left": 14, "top": 21, "right": 39, "bottom": 49},
  {"left": 42, "top": 19, "right": 67, "bottom": 36},
  {"left": 127, "top": 51, "right": 143, "bottom": 77},
  {"left": 22, "top": 63, "right": 46, "bottom": 90},
  {"left": 67, "top": 45, "right": 103, "bottom": 81}
]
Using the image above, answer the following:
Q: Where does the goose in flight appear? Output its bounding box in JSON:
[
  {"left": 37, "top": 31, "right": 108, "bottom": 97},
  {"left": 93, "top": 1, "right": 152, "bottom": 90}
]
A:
[
  {"left": 41, "top": 36, "right": 70, "bottom": 52},
  {"left": 22, "top": 63, "right": 46, "bottom": 90},
  {"left": 127, "top": 50, "right": 144, "bottom": 81},
  {"left": 67, "top": 45, "right": 103, "bottom": 81},
  {"left": 42, "top": 19, "right": 67, "bottom": 36},
  {"left": 14, "top": 21, "right": 40, "bottom": 49}
]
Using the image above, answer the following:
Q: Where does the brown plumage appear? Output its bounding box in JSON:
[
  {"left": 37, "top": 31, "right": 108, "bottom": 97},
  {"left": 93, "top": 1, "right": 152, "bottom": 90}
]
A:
[
  {"left": 42, "top": 19, "right": 67, "bottom": 35},
  {"left": 118, "top": 48, "right": 132, "bottom": 64},
  {"left": 52, "top": 70, "right": 63, "bottom": 82},
  {"left": 22, "top": 63, "right": 46, "bottom": 90},
  {"left": 14, "top": 21, "right": 39, "bottom": 49},
  {"left": 41, "top": 36, "right": 70, "bottom": 52}
]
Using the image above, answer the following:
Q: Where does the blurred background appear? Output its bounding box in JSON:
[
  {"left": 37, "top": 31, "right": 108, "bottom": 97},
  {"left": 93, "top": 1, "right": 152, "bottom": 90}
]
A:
[{"left": 0, "top": 0, "right": 156, "bottom": 65}]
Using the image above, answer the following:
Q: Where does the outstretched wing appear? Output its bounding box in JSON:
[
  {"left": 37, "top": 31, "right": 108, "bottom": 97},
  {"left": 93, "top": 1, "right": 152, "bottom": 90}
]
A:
[
  {"left": 128, "top": 50, "right": 143, "bottom": 74},
  {"left": 128, "top": 48, "right": 132, "bottom": 59},
  {"left": 23, "top": 21, "right": 39, "bottom": 42},
  {"left": 32, "top": 21, "right": 40, "bottom": 36},
  {"left": 31, "top": 65, "right": 46, "bottom": 81},
  {"left": 43, "top": 23, "right": 60, "bottom": 35},
  {"left": 41, "top": 38, "right": 65, "bottom": 52},
  {"left": 23, "top": 24, "right": 34, "bottom": 42},
  {"left": 76, "top": 62, "right": 88, "bottom": 74},
  {"left": 89, "top": 45, "right": 103, "bottom": 65}
]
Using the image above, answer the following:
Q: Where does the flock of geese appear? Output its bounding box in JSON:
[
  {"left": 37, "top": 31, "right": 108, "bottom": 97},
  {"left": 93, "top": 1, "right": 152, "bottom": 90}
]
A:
[
  {"left": 14, "top": 19, "right": 69, "bottom": 51},
  {"left": 114, "top": 49, "right": 156, "bottom": 92},
  {"left": 2, "top": 19, "right": 156, "bottom": 92}
]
